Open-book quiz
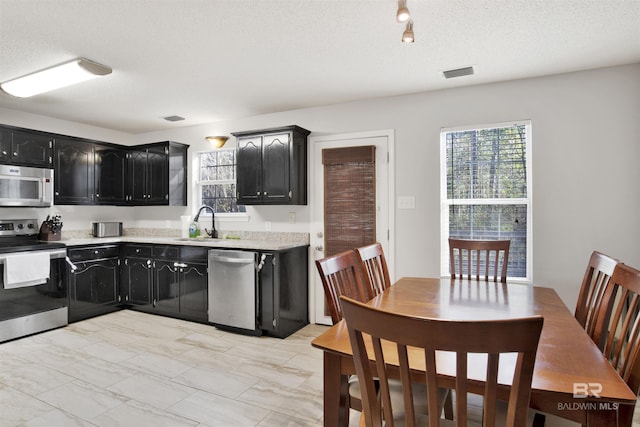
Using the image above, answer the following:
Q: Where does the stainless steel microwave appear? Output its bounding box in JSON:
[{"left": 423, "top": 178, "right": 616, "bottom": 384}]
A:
[{"left": 0, "top": 165, "right": 53, "bottom": 207}]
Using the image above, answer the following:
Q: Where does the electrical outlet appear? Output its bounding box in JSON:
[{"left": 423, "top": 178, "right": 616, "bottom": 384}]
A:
[
  {"left": 265, "top": 221, "right": 272, "bottom": 231},
  {"left": 288, "top": 212, "right": 296, "bottom": 224}
]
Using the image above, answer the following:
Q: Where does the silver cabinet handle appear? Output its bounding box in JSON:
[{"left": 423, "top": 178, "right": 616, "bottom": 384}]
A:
[{"left": 65, "top": 256, "right": 78, "bottom": 272}]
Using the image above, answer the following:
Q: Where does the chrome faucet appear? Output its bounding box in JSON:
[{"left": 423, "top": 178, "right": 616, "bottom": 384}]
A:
[{"left": 194, "top": 205, "right": 218, "bottom": 238}]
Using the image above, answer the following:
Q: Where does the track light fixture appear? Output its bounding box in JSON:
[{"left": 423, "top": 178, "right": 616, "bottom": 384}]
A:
[
  {"left": 396, "top": 0, "right": 410, "bottom": 23},
  {"left": 0, "top": 58, "right": 112, "bottom": 98},
  {"left": 402, "top": 21, "right": 414, "bottom": 43}
]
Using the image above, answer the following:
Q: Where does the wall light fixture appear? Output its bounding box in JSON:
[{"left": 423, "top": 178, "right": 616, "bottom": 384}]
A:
[{"left": 205, "top": 136, "right": 229, "bottom": 148}]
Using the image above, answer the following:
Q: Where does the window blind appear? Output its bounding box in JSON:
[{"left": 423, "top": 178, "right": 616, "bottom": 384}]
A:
[
  {"left": 443, "top": 122, "right": 530, "bottom": 279},
  {"left": 322, "top": 146, "right": 376, "bottom": 257}
]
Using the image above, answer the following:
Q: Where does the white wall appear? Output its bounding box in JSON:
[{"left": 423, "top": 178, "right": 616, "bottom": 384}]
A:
[{"left": 2, "top": 63, "right": 639, "bottom": 309}]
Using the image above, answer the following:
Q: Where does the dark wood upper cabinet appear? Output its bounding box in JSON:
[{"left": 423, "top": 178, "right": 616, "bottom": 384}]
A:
[
  {"left": 2, "top": 124, "right": 189, "bottom": 206},
  {"left": 126, "top": 142, "right": 187, "bottom": 206},
  {"left": 54, "top": 138, "right": 95, "bottom": 205},
  {"left": 232, "top": 125, "right": 310, "bottom": 205},
  {"left": 0, "top": 126, "right": 53, "bottom": 168},
  {"left": 95, "top": 144, "right": 127, "bottom": 205}
]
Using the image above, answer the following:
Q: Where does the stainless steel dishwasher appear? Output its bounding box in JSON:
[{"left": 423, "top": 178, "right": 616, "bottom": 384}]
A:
[{"left": 208, "top": 249, "right": 259, "bottom": 333}]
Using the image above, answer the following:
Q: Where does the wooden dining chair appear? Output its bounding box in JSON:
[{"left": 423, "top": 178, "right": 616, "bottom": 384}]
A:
[
  {"left": 448, "top": 238, "right": 511, "bottom": 283},
  {"left": 315, "top": 249, "right": 372, "bottom": 425},
  {"left": 531, "top": 251, "right": 619, "bottom": 427},
  {"left": 592, "top": 263, "right": 640, "bottom": 395},
  {"left": 355, "top": 242, "right": 392, "bottom": 299},
  {"left": 340, "top": 295, "right": 544, "bottom": 427},
  {"left": 574, "top": 251, "right": 619, "bottom": 347},
  {"left": 355, "top": 241, "right": 456, "bottom": 420}
]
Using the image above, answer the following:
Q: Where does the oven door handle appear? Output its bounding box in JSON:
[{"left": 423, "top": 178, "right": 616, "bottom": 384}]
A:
[
  {"left": 0, "top": 248, "right": 67, "bottom": 265},
  {"left": 65, "top": 256, "right": 78, "bottom": 272}
]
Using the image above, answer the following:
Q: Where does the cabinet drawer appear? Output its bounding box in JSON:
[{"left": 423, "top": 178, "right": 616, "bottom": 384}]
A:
[
  {"left": 123, "top": 244, "right": 153, "bottom": 257},
  {"left": 153, "top": 245, "right": 180, "bottom": 260},
  {"left": 68, "top": 245, "right": 120, "bottom": 261},
  {"left": 180, "top": 246, "right": 208, "bottom": 263}
]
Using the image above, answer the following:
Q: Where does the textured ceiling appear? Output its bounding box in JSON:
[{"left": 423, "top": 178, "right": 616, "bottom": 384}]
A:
[{"left": 1, "top": 0, "right": 639, "bottom": 134}]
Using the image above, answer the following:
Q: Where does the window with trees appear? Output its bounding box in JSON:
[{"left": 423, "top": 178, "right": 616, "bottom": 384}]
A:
[
  {"left": 440, "top": 121, "right": 531, "bottom": 281},
  {"left": 197, "top": 150, "right": 246, "bottom": 214}
]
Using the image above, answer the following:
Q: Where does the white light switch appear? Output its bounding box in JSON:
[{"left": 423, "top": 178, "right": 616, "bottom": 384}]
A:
[{"left": 397, "top": 196, "right": 415, "bottom": 209}]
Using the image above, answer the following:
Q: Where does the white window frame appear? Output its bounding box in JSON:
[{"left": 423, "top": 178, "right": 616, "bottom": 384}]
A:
[
  {"left": 195, "top": 149, "right": 248, "bottom": 221},
  {"left": 439, "top": 120, "right": 533, "bottom": 283}
]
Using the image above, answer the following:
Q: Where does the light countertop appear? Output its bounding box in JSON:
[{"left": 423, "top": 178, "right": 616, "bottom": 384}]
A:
[{"left": 61, "top": 236, "right": 309, "bottom": 252}]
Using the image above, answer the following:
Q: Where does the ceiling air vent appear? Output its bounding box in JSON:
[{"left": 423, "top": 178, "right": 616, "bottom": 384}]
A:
[
  {"left": 163, "top": 115, "right": 185, "bottom": 122},
  {"left": 442, "top": 66, "right": 475, "bottom": 79}
]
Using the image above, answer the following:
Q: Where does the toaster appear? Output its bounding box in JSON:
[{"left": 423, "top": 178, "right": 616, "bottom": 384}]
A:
[{"left": 92, "top": 222, "right": 123, "bottom": 237}]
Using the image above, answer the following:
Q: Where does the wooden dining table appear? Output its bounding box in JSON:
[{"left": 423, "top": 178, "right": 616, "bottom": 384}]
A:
[{"left": 311, "top": 277, "right": 638, "bottom": 427}]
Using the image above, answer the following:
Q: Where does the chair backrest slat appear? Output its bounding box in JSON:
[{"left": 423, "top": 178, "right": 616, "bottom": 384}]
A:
[
  {"left": 315, "top": 250, "right": 369, "bottom": 324},
  {"left": 355, "top": 242, "right": 392, "bottom": 299},
  {"left": 340, "top": 295, "right": 543, "bottom": 427},
  {"left": 448, "top": 238, "right": 511, "bottom": 283}
]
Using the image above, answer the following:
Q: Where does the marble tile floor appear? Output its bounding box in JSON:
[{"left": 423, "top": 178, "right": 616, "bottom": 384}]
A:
[{"left": 0, "top": 310, "right": 637, "bottom": 427}]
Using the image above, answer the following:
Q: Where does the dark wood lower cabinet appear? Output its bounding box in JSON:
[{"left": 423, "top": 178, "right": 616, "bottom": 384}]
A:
[
  {"left": 67, "top": 245, "right": 121, "bottom": 322},
  {"left": 122, "top": 244, "right": 208, "bottom": 322},
  {"left": 153, "top": 260, "right": 181, "bottom": 313},
  {"left": 69, "top": 242, "right": 308, "bottom": 337},
  {"left": 121, "top": 257, "right": 153, "bottom": 305},
  {"left": 179, "top": 262, "right": 208, "bottom": 319},
  {"left": 259, "top": 246, "right": 309, "bottom": 338}
]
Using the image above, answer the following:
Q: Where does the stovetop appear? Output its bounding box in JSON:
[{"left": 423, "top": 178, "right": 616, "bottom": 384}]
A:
[
  {"left": 0, "top": 238, "right": 66, "bottom": 254},
  {"left": 0, "top": 219, "right": 66, "bottom": 254}
]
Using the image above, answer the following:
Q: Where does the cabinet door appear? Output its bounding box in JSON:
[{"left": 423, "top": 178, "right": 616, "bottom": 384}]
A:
[
  {"left": 179, "top": 262, "right": 208, "bottom": 320},
  {"left": 10, "top": 130, "right": 53, "bottom": 168},
  {"left": 153, "top": 260, "right": 180, "bottom": 312},
  {"left": 146, "top": 145, "right": 168, "bottom": 204},
  {"left": 262, "top": 133, "right": 291, "bottom": 203},
  {"left": 236, "top": 135, "right": 262, "bottom": 204},
  {"left": 122, "top": 257, "right": 153, "bottom": 305},
  {"left": 259, "top": 253, "right": 276, "bottom": 333},
  {"left": 68, "top": 258, "right": 119, "bottom": 321},
  {"left": 95, "top": 145, "right": 127, "bottom": 204},
  {"left": 128, "top": 149, "right": 148, "bottom": 203},
  {"left": 54, "top": 138, "right": 95, "bottom": 204},
  {"left": 0, "top": 128, "right": 12, "bottom": 163}
]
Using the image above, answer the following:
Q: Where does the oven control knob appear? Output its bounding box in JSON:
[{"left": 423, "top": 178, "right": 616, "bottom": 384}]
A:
[
  {"left": 27, "top": 223, "right": 34, "bottom": 229},
  {"left": 17, "top": 223, "right": 24, "bottom": 229}
]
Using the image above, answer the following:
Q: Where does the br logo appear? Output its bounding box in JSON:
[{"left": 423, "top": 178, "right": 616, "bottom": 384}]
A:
[{"left": 573, "top": 382, "right": 603, "bottom": 398}]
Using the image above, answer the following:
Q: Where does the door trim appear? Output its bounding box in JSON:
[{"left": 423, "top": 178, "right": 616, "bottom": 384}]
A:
[{"left": 308, "top": 129, "right": 396, "bottom": 324}]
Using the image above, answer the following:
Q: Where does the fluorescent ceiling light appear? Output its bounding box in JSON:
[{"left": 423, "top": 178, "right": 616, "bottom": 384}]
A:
[{"left": 0, "top": 58, "right": 112, "bottom": 98}]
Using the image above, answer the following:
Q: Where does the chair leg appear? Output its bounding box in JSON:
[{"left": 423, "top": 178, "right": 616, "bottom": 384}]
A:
[
  {"left": 532, "top": 412, "right": 546, "bottom": 427},
  {"left": 443, "top": 390, "right": 454, "bottom": 420}
]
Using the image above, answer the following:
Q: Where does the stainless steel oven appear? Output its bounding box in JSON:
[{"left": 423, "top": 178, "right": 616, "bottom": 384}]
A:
[
  {"left": 0, "top": 219, "right": 67, "bottom": 342},
  {"left": 0, "top": 164, "right": 53, "bottom": 207}
]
